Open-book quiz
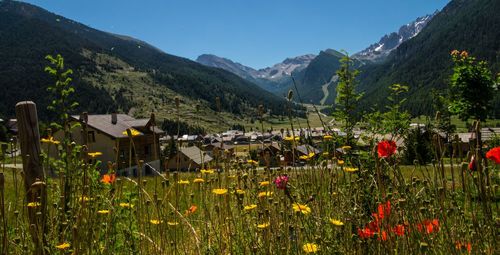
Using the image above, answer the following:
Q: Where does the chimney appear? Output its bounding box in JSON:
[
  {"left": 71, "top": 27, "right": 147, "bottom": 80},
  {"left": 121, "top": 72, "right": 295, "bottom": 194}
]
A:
[{"left": 111, "top": 113, "right": 117, "bottom": 125}]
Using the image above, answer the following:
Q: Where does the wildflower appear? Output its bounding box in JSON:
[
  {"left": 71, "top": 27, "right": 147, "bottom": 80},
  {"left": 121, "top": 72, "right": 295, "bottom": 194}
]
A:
[
  {"left": 150, "top": 219, "right": 162, "bottom": 225},
  {"left": 456, "top": 241, "right": 472, "bottom": 253},
  {"left": 244, "top": 204, "right": 257, "bottom": 211},
  {"left": 200, "top": 169, "right": 215, "bottom": 174},
  {"left": 292, "top": 203, "right": 311, "bottom": 215},
  {"left": 101, "top": 173, "right": 116, "bottom": 184},
  {"left": 41, "top": 136, "right": 60, "bottom": 145},
  {"left": 55, "top": 242, "right": 70, "bottom": 250},
  {"left": 79, "top": 196, "right": 91, "bottom": 202},
  {"left": 235, "top": 189, "right": 245, "bottom": 195},
  {"left": 97, "top": 210, "right": 110, "bottom": 215},
  {"left": 167, "top": 221, "right": 179, "bottom": 226},
  {"left": 468, "top": 156, "right": 477, "bottom": 171},
  {"left": 486, "top": 146, "right": 500, "bottom": 164},
  {"left": 258, "top": 191, "right": 273, "bottom": 198},
  {"left": 228, "top": 175, "right": 237, "bottom": 179},
  {"left": 377, "top": 140, "right": 397, "bottom": 158},
  {"left": 87, "top": 152, "right": 103, "bottom": 158},
  {"left": 27, "top": 202, "right": 41, "bottom": 208},
  {"left": 322, "top": 152, "right": 330, "bottom": 157},
  {"left": 460, "top": 50, "right": 469, "bottom": 58},
  {"left": 302, "top": 243, "right": 319, "bottom": 253},
  {"left": 344, "top": 167, "right": 358, "bottom": 173},
  {"left": 122, "top": 128, "right": 141, "bottom": 137},
  {"left": 378, "top": 230, "right": 388, "bottom": 241},
  {"left": 284, "top": 136, "right": 299, "bottom": 142},
  {"left": 418, "top": 219, "right": 439, "bottom": 234},
  {"left": 212, "top": 188, "right": 228, "bottom": 195},
  {"left": 358, "top": 227, "right": 375, "bottom": 239},
  {"left": 185, "top": 205, "right": 198, "bottom": 216},
  {"left": 119, "top": 203, "right": 134, "bottom": 209},
  {"left": 393, "top": 224, "right": 405, "bottom": 236},
  {"left": 257, "top": 222, "right": 270, "bottom": 229},
  {"left": 177, "top": 180, "right": 190, "bottom": 185},
  {"left": 329, "top": 218, "right": 344, "bottom": 226},
  {"left": 193, "top": 178, "right": 205, "bottom": 183},
  {"left": 247, "top": 159, "right": 258, "bottom": 165},
  {"left": 299, "top": 155, "right": 310, "bottom": 160},
  {"left": 451, "top": 49, "right": 460, "bottom": 56},
  {"left": 323, "top": 135, "right": 333, "bottom": 140},
  {"left": 337, "top": 160, "right": 344, "bottom": 165},
  {"left": 273, "top": 175, "right": 289, "bottom": 190},
  {"left": 259, "top": 181, "right": 270, "bottom": 187},
  {"left": 376, "top": 201, "right": 391, "bottom": 220},
  {"left": 341, "top": 145, "right": 351, "bottom": 151}
]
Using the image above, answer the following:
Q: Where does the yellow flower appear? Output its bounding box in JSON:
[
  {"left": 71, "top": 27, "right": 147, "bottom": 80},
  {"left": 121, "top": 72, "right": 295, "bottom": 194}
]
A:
[
  {"left": 323, "top": 135, "right": 333, "bottom": 140},
  {"left": 247, "top": 159, "right": 258, "bottom": 165},
  {"left": 299, "top": 155, "right": 310, "bottom": 160},
  {"left": 193, "top": 178, "right": 205, "bottom": 183},
  {"left": 244, "top": 204, "right": 257, "bottom": 211},
  {"left": 150, "top": 219, "right": 162, "bottom": 225},
  {"left": 87, "top": 152, "right": 103, "bottom": 158},
  {"left": 337, "top": 160, "right": 344, "bottom": 165},
  {"left": 302, "top": 243, "right": 319, "bottom": 253},
  {"left": 119, "top": 203, "right": 134, "bottom": 208},
  {"left": 259, "top": 181, "right": 270, "bottom": 187},
  {"left": 329, "top": 218, "right": 344, "bottom": 226},
  {"left": 258, "top": 191, "right": 273, "bottom": 198},
  {"left": 122, "top": 128, "right": 141, "bottom": 137},
  {"left": 27, "top": 202, "right": 41, "bottom": 208},
  {"left": 284, "top": 136, "right": 299, "bottom": 142},
  {"left": 167, "top": 221, "right": 179, "bottom": 226},
  {"left": 228, "top": 175, "right": 237, "bottom": 179},
  {"left": 344, "top": 167, "right": 359, "bottom": 173},
  {"left": 177, "top": 180, "right": 190, "bottom": 185},
  {"left": 200, "top": 169, "right": 215, "bottom": 174},
  {"left": 322, "top": 152, "right": 330, "bottom": 157},
  {"left": 55, "top": 242, "right": 70, "bottom": 250},
  {"left": 236, "top": 189, "right": 245, "bottom": 195},
  {"left": 308, "top": 152, "right": 315, "bottom": 157},
  {"left": 292, "top": 203, "right": 311, "bottom": 215},
  {"left": 97, "top": 210, "right": 110, "bottom": 215},
  {"left": 257, "top": 222, "right": 270, "bottom": 229},
  {"left": 41, "top": 136, "right": 60, "bottom": 145},
  {"left": 341, "top": 145, "right": 351, "bottom": 151},
  {"left": 212, "top": 188, "right": 228, "bottom": 195},
  {"left": 79, "top": 196, "right": 91, "bottom": 202}
]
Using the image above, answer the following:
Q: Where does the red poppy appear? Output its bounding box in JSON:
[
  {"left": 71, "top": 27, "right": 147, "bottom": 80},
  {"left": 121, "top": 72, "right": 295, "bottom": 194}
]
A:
[
  {"left": 378, "top": 230, "right": 388, "bottom": 241},
  {"left": 468, "top": 156, "right": 477, "bottom": 171},
  {"left": 393, "top": 224, "right": 405, "bottom": 237},
  {"left": 377, "top": 140, "right": 397, "bottom": 158},
  {"left": 358, "top": 227, "right": 375, "bottom": 239},
  {"left": 422, "top": 219, "right": 439, "bottom": 234},
  {"left": 486, "top": 146, "right": 500, "bottom": 164},
  {"left": 185, "top": 205, "right": 198, "bottom": 216},
  {"left": 101, "top": 173, "right": 116, "bottom": 184}
]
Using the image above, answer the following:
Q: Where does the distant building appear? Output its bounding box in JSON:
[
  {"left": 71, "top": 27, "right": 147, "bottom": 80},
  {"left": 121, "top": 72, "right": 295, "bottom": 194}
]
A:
[{"left": 165, "top": 146, "right": 212, "bottom": 171}]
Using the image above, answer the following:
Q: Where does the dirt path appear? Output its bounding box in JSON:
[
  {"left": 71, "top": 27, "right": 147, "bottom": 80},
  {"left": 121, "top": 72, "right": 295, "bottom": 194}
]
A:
[{"left": 320, "top": 75, "right": 338, "bottom": 105}]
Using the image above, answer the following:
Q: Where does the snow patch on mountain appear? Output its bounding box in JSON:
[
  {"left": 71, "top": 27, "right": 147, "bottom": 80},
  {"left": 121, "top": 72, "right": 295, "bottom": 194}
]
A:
[{"left": 353, "top": 12, "right": 438, "bottom": 63}]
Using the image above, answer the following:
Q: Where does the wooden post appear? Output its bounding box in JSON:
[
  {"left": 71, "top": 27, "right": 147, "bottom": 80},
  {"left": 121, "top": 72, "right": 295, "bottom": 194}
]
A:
[{"left": 15, "top": 101, "right": 46, "bottom": 255}]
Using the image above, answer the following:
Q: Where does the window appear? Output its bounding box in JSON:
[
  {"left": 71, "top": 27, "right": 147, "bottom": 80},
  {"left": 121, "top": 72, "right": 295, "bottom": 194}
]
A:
[{"left": 87, "top": 131, "right": 96, "bottom": 143}]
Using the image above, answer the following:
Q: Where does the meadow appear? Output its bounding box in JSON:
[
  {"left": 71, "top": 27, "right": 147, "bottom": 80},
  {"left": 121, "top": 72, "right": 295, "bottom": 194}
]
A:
[{"left": 1, "top": 131, "right": 499, "bottom": 254}]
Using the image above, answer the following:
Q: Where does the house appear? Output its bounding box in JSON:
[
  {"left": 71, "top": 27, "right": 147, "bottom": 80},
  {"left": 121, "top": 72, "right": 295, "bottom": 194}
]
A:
[
  {"left": 52, "top": 113, "right": 164, "bottom": 174},
  {"left": 258, "top": 143, "right": 282, "bottom": 167},
  {"left": 165, "top": 146, "right": 213, "bottom": 171}
]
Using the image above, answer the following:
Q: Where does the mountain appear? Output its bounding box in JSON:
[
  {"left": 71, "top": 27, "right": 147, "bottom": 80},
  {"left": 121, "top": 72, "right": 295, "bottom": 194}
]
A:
[
  {"left": 357, "top": 0, "right": 500, "bottom": 118},
  {"left": 0, "top": 0, "right": 302, "bottom": 129},
  {"left": 196, "top": 54, "right": 315, "bottom": 93},
  {"left": 196, "top": 54, "right": 259, "bottom": 81},
  {"left": 353, "top": 13, "right": 436, "bottom": 63}
]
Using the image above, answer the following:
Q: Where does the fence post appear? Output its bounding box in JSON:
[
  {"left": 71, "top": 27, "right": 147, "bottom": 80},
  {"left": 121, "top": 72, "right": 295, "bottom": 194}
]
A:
[{"left": 15, "top": 101, "right": 46, "bottom": 255}]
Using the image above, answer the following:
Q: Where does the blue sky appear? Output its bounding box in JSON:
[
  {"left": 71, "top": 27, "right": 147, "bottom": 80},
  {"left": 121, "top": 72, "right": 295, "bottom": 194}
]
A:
[{"left": 22, "top": 0, "right": 449, "bottom": 69}]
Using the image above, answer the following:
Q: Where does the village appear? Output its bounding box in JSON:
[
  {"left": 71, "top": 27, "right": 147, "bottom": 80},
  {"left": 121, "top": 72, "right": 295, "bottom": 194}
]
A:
[{"left": 4, "top": 113, "right": 498, "bottom": 176}]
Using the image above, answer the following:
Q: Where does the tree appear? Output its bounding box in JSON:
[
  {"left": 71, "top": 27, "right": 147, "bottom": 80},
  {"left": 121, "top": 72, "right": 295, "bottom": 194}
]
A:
[
  {"left": 449, "top": 50, "right": 495, "bottom": 121},
  {"left": 334, "top": 53, "right": 362, "bottom": 145}
]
